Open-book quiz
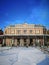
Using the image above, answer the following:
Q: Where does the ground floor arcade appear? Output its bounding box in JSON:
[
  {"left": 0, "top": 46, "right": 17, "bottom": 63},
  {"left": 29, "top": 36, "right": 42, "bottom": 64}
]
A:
[{"left": 1, "top": 34, "right": 48, "bottom": 47}]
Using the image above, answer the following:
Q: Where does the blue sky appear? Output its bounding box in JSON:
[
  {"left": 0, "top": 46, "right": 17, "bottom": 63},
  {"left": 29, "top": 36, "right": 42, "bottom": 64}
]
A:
[{"left": 0, "top": 0, "right": 49, "bottom": 30}]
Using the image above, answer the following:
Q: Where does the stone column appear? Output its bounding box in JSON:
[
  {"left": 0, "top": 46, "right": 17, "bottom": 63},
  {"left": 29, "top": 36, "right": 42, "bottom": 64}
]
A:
[
  {"left": 3, "top": 38, "right": 5, "bottom": 45},
  {"left": 43, "top": 36, "right": 44, "bottom": 46},
  {"left": 10, "top": 38, "right": 14, "bottom": 46},
  {"left": 14, "top": 39, "right": 17, "bottom": 46},
  {"left": 33, "top": 39, "right": 35, "bottom": 46},
  {"left": 6, "top": 38, "right": 11, "bottom": 46},
  {"left": 26, "top": 39, "right": 30, "bottom": 46},
  {"left": 9, "top": 39, "right": 12, "bottom": 46},
  {"left": 3, "top": 38, "right": 6, "bottom": 46},
  {"left": 6, "top": 39, "right": 8, "bottom": 46},
  {"left": 20, "top": 39, "right": 24, "bottom": 46}
]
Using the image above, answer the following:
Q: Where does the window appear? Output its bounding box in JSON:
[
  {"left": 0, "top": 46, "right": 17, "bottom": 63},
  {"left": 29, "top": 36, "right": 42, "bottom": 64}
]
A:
[
  {"left": 11, "top": 29, "right": 15, "bottom": 34},
  {"left": 30, "top": 30, "right": 32, "bottom": 33},
  {"left": 24, "top": 30, "right": 27, "bottom": 33},
  {"left": 17, "top": 30, "right": 20, "bottom": 34},
  {"left": 36, "top": 30, "right": 40, "bottom": 34}
]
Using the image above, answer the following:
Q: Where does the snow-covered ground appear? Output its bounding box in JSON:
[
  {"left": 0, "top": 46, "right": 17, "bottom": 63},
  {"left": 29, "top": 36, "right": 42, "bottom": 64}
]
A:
[{"left": 0, "top": 47, "right": 49, "bottom": 65}]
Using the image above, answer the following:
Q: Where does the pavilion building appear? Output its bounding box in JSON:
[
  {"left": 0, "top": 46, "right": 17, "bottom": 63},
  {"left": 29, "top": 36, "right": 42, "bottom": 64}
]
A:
[{"left": 1, "top": 23, "right": 49, "bottom": 46}]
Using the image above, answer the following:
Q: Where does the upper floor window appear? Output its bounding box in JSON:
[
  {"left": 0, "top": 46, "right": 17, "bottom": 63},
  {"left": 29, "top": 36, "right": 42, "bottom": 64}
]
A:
[
  {"left": 17, "top": 30, "right": 20, "bottom": 34},
  {"left": 30, "top": 30, "right": 32, "bottom": 33},
  {"left": 11, "top": 29, "right": 15, "bottom": 34},
  {"left": 36, "top": 30, "right": 40, "bottom": 34},
  {"left": 24, "top": 30, "right": 27, "bottom": 33}
]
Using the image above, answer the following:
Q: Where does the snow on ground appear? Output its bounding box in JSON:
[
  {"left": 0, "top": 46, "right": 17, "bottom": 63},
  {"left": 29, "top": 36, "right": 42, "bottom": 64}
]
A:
[{"left": 0, "top": 47, "right": 49, "bottom": 65}]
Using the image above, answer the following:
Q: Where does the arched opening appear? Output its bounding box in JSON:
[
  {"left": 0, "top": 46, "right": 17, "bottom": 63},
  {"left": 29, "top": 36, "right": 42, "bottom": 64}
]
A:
[
  {"left": 30, "top": 38, "right": 33, "bottom": 46},
  {"left": 17, "top": 39, "right": 20, "bottom": 46}
]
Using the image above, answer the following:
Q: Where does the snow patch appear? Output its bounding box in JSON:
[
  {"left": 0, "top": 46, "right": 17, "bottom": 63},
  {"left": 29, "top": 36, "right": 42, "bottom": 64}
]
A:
[
  {"left": 0, "top": 47, "right": 48, "bottom": 65},
  {"left": 18, "top": 49, "right": 45, "bottom": 65}
]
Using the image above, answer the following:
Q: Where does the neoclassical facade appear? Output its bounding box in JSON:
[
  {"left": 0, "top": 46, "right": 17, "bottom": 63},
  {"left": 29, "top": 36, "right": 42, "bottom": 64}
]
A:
[{"left": 2, "top": 23, "right": 49, "bottom": 46}]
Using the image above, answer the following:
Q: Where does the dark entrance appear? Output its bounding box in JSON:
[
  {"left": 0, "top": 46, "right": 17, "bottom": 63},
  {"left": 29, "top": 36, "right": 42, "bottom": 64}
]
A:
[
  {"left": 24, "top": 39, "right": 26, "bottom": 46},
  {"left": 17, "top": 39, "right": 20, "bottom": 46},
  {"left": 29, "top": 38, "right": 33, "bottom": 46}
]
